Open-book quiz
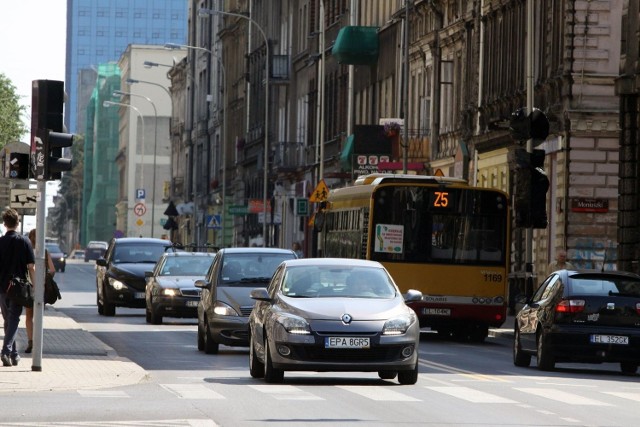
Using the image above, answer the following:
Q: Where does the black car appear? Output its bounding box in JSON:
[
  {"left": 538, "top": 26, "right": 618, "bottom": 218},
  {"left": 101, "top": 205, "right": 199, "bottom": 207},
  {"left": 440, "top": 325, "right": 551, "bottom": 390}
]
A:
[
  {"left": 514, "top": 269, "right": 640, "bottom": 373},
  {"left": 85, "top": 241, "right": 108, "bottom": 262},
  {"left": 45, "top": 243, "right": 66, "bottom": 272},
  {"left": 96, "top": 237, "right": 174, "bottom": 316},
  {"left": 195, "top": 247, "right": 297, "bottom": 354},
  {"left": 145, "top": 251, "right": 216, "bottom": 324}
]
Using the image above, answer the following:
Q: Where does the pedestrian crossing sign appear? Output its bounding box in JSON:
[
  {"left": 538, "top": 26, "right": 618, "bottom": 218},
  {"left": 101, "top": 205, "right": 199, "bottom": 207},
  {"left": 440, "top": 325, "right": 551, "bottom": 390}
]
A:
[{"left": 206, "top": 214, "right": 222, "bottom": 229}]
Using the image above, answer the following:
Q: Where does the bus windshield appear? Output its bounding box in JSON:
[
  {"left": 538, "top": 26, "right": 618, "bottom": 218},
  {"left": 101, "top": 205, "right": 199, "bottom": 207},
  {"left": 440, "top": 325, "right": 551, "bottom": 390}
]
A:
[{"left": 370, "top": 185, "right": 507, "bottom": 265}]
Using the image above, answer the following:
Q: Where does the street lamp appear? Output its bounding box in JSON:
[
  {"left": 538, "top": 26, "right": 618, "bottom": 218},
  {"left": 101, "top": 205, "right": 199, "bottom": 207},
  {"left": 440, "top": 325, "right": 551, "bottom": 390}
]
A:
[
  {"left": 126, "top": 77, "right": 171, "bottom": 100},
  {"left": 103, "top": 100, "right": 146, "bottom": 235},
  {"left": 164, "top": 42, "right": 228, "bottom": 247},
  {"left": 114, "top": 90, "right": 159, "bottom": 237},
  {"left": 198, "top": 7, "right": 270, "bottom": 247}
]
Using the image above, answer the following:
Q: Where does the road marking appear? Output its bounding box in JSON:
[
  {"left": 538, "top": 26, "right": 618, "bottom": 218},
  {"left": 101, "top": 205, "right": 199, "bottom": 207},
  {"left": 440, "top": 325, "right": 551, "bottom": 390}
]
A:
[
  {"left": 419, "top": 359, "right": 510, "bottom": 382},
  {"left": 426, "top": 386, "right": 517, "bottom": 403},
  {"left": 161, "top": 384, "right": 225, "bottom": 399},
  {"left": 603, "top": 391, "right": 640, "bottom": 402},
  {"left": 514, "top": 388, "right": 612, "bottom": 406},
  {"left": 338, "top": 386, "right": 420, "bottom": 402},
  {"left": 249, "top": 384, "right": 323, "bottom": 400}
]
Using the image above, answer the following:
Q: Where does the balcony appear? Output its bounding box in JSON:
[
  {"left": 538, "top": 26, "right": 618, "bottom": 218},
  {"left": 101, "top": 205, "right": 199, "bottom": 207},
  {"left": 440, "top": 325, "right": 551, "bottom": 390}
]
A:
[{"left": 272, "top": 141, "right": 304, "bottom": 173}]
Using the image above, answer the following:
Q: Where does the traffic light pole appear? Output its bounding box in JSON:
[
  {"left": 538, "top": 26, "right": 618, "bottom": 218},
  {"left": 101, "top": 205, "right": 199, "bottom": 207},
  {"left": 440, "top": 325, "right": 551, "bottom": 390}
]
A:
[
  {"left": 31, "top": 180, "right": 47, "bottom": 371},
  {"left": 525, "top": 0, "right": 534, "bottom": 297}
]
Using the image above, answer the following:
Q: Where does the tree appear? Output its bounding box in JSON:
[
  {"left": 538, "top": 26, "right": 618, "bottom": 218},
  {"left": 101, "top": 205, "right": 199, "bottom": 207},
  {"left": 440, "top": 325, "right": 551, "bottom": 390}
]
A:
[{"left": 0, "top": 73, "right": 27, "bottom": 148}]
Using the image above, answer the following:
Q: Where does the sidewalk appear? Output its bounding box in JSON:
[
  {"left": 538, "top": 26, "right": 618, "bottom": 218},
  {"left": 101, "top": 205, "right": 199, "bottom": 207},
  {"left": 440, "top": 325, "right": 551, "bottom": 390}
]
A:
[{"left": 0, "top": 306, "right": 147, "bottom": 393}]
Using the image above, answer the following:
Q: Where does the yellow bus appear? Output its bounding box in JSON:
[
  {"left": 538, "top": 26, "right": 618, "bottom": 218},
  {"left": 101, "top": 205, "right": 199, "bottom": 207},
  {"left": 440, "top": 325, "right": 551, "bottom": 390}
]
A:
[{"left": 318, "top": 174, "right": 510, "bottom": 342}]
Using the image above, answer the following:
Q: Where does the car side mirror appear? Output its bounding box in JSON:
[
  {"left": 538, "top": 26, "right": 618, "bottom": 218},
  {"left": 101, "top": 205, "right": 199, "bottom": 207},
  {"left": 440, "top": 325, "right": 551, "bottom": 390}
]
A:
[
  {"left": 404, "top": 289, "right": 423, "bottom": 303},
  {"left": 96, "top": 259, "right": 107, "bottom": 267},
  {"left": 194, "top": 279, "right": 211, "bottom": 290},
  {"left": 144, "top": 271, "right": 153, "bottom": 278},
  {"left": 250, "top": 287, "right": 271, "bottom": 301}
]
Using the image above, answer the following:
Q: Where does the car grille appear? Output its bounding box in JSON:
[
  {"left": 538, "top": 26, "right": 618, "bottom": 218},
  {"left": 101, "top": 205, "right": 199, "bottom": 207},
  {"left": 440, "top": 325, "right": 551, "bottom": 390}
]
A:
[
  {"left": 291, "top": 346, "right": 405, "bottom": 363},
  {"left": 239, "top": 306, "right": 254, "bottom": 316},
  {"left": 180, "top": 289, "right": 200, "bottom": 297}
]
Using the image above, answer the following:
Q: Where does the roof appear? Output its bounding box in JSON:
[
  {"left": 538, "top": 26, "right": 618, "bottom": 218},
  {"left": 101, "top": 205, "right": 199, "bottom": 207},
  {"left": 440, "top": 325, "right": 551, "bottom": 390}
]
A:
[
  {"left": 161, "top": 251, "right": 216, "bottom": 258},
  {"left": 218, "top": 247, "right": 296, "bottom": 255},
  {"left": 281, "top": 258, "right": 384, "bottom": 268},
  {"left": 112, "top": 237, "right": 172, "bottom": 245}
]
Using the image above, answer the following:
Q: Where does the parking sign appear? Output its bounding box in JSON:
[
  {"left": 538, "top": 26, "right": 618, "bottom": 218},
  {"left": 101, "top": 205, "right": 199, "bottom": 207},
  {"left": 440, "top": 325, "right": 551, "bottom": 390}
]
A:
[{"left": 136, "top": 188, "right": 146, "bottom": 200}]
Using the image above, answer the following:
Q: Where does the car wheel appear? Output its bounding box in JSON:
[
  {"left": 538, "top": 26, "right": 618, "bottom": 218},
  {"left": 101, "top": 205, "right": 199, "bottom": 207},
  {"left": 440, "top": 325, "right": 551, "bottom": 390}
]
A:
[
  {"left": 620, "top": 362, "right": 638, "bottom": 374},
  {"left": 204, "top": 320, "right": 219, "bottom": 354},
  {"left": 249, "top": 333, "right": 265, "bottom": 379},
  {"left": 264, "top": 339, "right": 284, "bottom": 383},
  {"left": 536, "top": 330, "right": 555, "bottom": 371},
  {"left": 397, "top": 361, "right": 419, "bottom": 385},
  {"left": 513, "top": 328, "right": 531, "bottom": 367},
  {"left": 97, "top": 294, "right": 104, "bottom": 315},
  {"left": 102, "top": 286, "right": 116, "bottom": 317},
  {"left": 149, "top": 304, "right": 162, "bottom": 325},
  {"left": 197, "top": 322, "right": 205, "bottom": 351},
  {"left": 145, "top": 308, "right": 152, "bottom": 324},
  {"left": 378, "top": 371, "right": 397, "bottom": 380}
]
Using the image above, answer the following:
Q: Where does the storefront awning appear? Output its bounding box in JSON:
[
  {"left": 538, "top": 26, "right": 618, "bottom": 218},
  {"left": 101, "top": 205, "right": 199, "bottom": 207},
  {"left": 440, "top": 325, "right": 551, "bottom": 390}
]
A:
[{"left": 332, "top": 26, "right": 379, "bottom": 65}]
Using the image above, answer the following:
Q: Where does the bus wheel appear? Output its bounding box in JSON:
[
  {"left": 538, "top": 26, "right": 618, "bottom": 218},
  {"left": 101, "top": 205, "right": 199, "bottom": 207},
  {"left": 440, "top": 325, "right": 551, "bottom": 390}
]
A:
[{"left": 469, "top": 324, "right": 488, "bottom": 343}]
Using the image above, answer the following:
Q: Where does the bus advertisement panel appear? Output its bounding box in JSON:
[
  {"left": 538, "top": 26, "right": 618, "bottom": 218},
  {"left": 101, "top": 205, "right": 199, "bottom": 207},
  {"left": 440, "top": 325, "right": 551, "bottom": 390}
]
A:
[{"left": 321, "top": 174, "right": 510, "bottom": 342}]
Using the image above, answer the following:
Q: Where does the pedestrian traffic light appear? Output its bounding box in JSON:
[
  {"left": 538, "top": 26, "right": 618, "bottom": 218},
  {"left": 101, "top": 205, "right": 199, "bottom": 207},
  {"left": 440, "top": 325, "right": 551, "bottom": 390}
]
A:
[
  {"left": 530, "top": 150, "right": 549, "bottom": 229},
  {"left": 509, "top": 107, "right": 550, "bottom": 146},
  {"left": 6, "top": 153, "right": 30, "bottom": 180},
  {"left": 513, "top": 149, "right": 531, "bottom": 228},
  {"left": 513, "top": 148, "right": 548, "bottom": 229},
  {"left": 44, "top": 130, "right": 74, "bottom": 180}
]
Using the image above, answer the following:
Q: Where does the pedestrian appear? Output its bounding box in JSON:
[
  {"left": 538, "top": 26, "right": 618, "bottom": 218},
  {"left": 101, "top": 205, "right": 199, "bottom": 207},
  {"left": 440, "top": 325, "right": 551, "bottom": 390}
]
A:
[
  {"left": 547, "top": 249, "right": 575, "bottom": 277},
  {"left": 292, "top": 242, "right": 303, "bottom": 258},
  {"left": 0, "top": 209, "right": 36, "bottom": 366},
  {"left": 24, "top": 229, "right": 55, "bottom": 353}
]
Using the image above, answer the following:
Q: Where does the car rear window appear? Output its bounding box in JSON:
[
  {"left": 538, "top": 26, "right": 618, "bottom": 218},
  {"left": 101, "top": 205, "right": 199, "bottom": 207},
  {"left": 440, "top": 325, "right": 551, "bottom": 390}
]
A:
[{"left": 569, "top": 276, "right": 640, "bottom": 297}]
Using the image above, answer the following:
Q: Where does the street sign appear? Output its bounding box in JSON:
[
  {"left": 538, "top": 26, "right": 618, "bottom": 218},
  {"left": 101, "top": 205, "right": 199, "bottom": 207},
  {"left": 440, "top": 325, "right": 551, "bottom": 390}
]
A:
[
  {"left": 296, "top": 198, "right": 309, "bottom": 216},
  {"left": 206, "top": 214, "right": 222, "bottom": 229},
  {"left": 10, "top": 189, "right": 38, "bottom": 209},
  {"left": 136, "top": 188, "right": 146, "bottom": 200},
  {"left": 309, "top": 179, "right": 329, "bottom": 202},
  {"left": 228, "top": 205, "right": 248, "bottom": 215},
  {"left": 134, "top": 202, "right": 147, "bottom": 217}
]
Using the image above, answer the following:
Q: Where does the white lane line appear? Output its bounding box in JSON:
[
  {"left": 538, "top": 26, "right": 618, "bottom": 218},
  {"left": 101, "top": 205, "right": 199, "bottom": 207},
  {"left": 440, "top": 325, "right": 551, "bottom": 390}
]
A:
[
  {"left": 426, "top": 386, "right": 518, "bottom": 403},
  {"left": 161, "top": 384, "right": 225, "bottom": 399},
  {"left": 514, "top": 388, "right": 611, "bottom": 406},
  {"left": 338, "top": 385, "right": 420, "bottom": 402},
  {"left": 249, "top": 384, "right": 323, "bottom": 400}
]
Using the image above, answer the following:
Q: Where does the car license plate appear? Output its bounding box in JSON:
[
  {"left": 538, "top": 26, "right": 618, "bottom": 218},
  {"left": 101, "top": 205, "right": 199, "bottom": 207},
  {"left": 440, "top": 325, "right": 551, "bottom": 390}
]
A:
[
  {"left": 423, "top": 308, "right": 451, "bottom": 316},
  {"left": 186, "top": 300, "right": 199, "bottom": 307},
  {"left": 590, "top": 334, "right": 629, "bottom": 345},
  {"left": 325, "top": 337, "right": 370, "bottom": 349},
  {"left": 134, "top": 292, "right": 145, "bottom": 299}
]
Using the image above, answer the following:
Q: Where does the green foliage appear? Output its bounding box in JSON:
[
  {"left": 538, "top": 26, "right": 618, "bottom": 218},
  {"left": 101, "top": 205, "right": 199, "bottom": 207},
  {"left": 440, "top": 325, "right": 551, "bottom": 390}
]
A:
[{"left": 0, "top": 73, "right": 27, "bottom": 148}]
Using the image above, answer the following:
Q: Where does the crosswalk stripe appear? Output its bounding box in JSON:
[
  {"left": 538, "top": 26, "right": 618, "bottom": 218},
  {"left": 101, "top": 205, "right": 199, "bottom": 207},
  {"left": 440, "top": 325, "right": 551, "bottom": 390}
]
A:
[
  {"left": 249, "top": 384, "right": 323, "bottom": 400},
  {"left": 338, "top": 386, "right": 420, "bottom": 401},
  {"left": 514, "top": 388, "right": 612, "bottom": 406},
  {"left": 426, "top": 386, "right": 517, "bottom": 403},
  {"left": 603, "top": 391, "right": 640, "bottom": 402},
  {"left": 161, "top": 384, "right": 225, "bottom": 400}
]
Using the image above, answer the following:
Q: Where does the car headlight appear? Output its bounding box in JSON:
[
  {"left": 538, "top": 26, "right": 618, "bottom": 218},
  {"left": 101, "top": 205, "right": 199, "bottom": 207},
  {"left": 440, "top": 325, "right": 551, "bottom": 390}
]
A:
[
  {"left": 213, "top": 301, "right": 240, "bottom": 316},
  {"left": 161, "top": 288, "right": 180, "bottom": 297},
  {"left": 382, "top": 312, "right": 416, "bottom": 335},
  {"left": 109, "top": 278, "right": 127, "bottom": 290},
  {"left": 275, "top": 313, "right": 311, "bottom": 335}
]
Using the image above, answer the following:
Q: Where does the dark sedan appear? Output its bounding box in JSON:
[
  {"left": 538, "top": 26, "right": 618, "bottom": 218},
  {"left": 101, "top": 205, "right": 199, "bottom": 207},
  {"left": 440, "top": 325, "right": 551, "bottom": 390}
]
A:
[
  {"left": 514, "top": 269, "right": 640, "bottom": 373},
  {"left": 145, "top": 251, "right": 216, "bottom": 324},
  {"left": 248, "top": 258, "right": 422, "bottom": 384},
  {"left": 46, "top": 243, "right": 66, "bottom": 272}
]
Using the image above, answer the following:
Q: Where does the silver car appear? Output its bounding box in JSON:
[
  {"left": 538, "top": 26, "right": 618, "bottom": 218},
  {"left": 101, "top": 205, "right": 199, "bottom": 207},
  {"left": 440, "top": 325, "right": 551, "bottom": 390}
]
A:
[{"left": 248, "top": 258, "right": 422, "bottom": 384}]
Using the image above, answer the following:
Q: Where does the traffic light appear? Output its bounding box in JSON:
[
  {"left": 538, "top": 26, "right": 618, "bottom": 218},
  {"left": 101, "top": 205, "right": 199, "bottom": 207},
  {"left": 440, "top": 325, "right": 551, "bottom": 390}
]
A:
[
  {"left": 509, "top": 107, "right": 550, "bottom": 146},
  {"left": 31, "top": 79, "right": 74, "bottom": 181},
  {"left": 513, "top": 149, "right": 531, "bottom": 228},
  {"left": 530, "top": 150, "right": 549, "bottom": 229},
  {"left": 7, "top": 153, "right": 30, "bottom": 180},
  {"left": 513, "top": 148, "right": 549, "bottom": 229}
]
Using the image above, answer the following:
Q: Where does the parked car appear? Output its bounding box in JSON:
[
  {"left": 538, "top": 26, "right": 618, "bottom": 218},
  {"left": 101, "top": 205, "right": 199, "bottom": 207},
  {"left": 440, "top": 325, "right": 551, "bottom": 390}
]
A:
[
  {"left": 85, "top": 241, "right": 108, "bottom": 262},
  {"left": 513, "top": 269, "right": 640, "bottom": 373},
  {"left": 248, "top": 258, "right": 422, "bottom": 384},
  {"left": 70, "top": 249, "right": 85, "bottom": 259},
  {"left": 96, "top": 237, "right": 174, "bottom": 316},
  {"left": 145, "top": 251, "right": 217, "bottom": 324},
  {"left": 195, "top": 247, "right": 297, "bottom": 354},
  {"left": 45, "top": 242, "right": 66, "bottom": 272}
]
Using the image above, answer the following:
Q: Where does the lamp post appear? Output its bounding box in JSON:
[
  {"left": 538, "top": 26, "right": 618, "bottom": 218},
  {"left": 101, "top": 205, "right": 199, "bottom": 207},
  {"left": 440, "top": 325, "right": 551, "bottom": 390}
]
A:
[
  {"left": 198, "top": 7, "right": 270, "bottom": 247},
  {"left": 165, "top": 42, "right": 228, "bottom": 247},
  {"left": 114, "top": 90, "right": 159, "bottom": 237},
  {"left": 103, "top": 100, "right": 146, "bottom": 236}
]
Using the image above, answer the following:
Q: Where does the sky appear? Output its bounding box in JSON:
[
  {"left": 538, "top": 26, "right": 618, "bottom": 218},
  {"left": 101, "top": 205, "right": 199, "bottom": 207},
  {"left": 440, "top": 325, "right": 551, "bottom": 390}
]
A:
[{"left": 0, "top": 1, "right": 67, "bottom": 231}]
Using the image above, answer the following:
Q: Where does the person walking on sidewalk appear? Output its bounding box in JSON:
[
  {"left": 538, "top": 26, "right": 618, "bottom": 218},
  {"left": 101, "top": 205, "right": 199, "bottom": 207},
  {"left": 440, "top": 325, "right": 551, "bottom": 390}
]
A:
[
  {"left": 24, "top": 229, "right": 55, "bottom": 353},
  {"left": 0, "top": 209, "right": 36, "bottom": 366}
]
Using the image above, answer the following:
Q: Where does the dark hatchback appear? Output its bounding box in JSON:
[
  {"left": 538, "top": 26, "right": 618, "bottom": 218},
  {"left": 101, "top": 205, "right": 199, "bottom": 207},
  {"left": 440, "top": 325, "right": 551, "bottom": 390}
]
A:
[
  {"left": 514, "top": 269, "right": 640, "bottom": 374},
  {"left": 96, "top": 237, "right": 174, "bottom": 316},
  {"left": 45, "top": 242, "right": 66, "bottom": 272},
  {"left": 145, "top": 251, "right": 216, "bottom": 324}
]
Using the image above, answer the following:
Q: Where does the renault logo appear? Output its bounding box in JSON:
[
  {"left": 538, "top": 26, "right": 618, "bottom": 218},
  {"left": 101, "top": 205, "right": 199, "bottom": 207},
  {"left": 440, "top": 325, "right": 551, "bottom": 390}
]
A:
[{"left": 341, "top": 313, "right": 352, "bottom": 324}]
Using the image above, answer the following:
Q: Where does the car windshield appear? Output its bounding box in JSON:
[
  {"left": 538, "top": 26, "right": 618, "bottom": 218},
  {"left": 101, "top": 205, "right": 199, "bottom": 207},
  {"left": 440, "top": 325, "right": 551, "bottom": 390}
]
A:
[
  {"left": 570, "top": 275, "right": 640, "bottom": 297},
  {"left": 113, "top": 244, "right": 169, "bottom": 263},
  {"left": 46, "top": 244, "right": 62, "bottom": 253},
  {"left": 282, "top": 266, "right": 397, "bottom": 299},
  {"left": 220, "top": 253, "right": 295, "bottom": 284},
  {"left": 160, "top": 256, "right": 214, "bottom": 276}
]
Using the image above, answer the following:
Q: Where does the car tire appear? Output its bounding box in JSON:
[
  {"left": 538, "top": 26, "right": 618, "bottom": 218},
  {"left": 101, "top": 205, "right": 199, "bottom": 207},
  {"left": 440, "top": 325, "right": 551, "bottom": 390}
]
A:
[
  {"left": 204, "top": 320, "right": 219, "bottom": 354},
  {"left": 145, "top": 308, "right": 152, "bottom": 324},
  {"left": 397, "top": 361, "right": 419, "bottom": 385},
  {"left": 378, "top": 371, "right": 397, "bottom": 380},
  {"left": 513, "top": 328, "right": 531, "bottom": 367},
  {"left": 197, "top": 323, "right": 205, "bottom": 351},
  {"left": 150, "top": 305, "right": 162, "bottom": 325},
  {"left": 102, "top": 286, "right": 116, "bottom": 317},
  {"left": 264, "top": 339, "right": 284, "bottom": 384},
  {"left": 620, "top": 362, "right": 638, "bottom": 374},
  {"left": 97, "top": 293, "right": 104, "bottom": 315},
  {"left": 536, "top": 330, "right": 555, "bottom": 371},
  {"left": 249, "top": 334, "right": 265, "bottom": 379}
]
